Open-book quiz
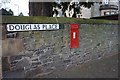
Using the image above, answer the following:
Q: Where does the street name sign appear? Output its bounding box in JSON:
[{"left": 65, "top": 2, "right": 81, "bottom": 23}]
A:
[{"left": 7, "top": 24, "right": 60, "bottom": 32}]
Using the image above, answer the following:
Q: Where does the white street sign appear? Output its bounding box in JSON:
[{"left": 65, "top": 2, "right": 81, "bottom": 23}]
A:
[{"left": 7, "top": 24, "right": 60, "bottom": 31}]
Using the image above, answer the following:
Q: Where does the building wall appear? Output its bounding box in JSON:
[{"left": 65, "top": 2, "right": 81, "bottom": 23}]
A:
[
  {"left": 91, "top": 0, "right": 119, "bottom": 17},
  {"left": 78, "top": 6, "right": 91, "bottom": 18},
  {"left": 109, "top": 0, "right": 119, "bottom": 5},
  {"left": 29, "top": 1, "right": 119, "bottom": 18},
  {"left": 91, "top": 2, "right": 101, "bottom": 17},
  {"left": 29, "top": 2, "right": 53, "bottom": 16},
  {"left": 101, "top": 0, "right": 119, "bottom": 16},
  {"left": 100, "top": 9, "right": 118, "bottom": 16},
  {"left": 2, "top": 21, "right": 118, "bottom": 77}
]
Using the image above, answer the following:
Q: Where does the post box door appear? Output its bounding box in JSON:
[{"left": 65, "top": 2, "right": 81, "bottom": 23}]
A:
[{"left": 70, "top": 24, "right": 78, "bottom": 48}]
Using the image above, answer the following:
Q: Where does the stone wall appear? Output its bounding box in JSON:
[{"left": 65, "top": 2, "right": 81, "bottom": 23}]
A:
[{"left": 2, "top": 23, "right": 118, "bottom": 78}]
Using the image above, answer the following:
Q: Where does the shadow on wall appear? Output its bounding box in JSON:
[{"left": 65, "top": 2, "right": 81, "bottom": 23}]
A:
[
  {"left": 2, "top": 24, "right": 24, "bottom": 57},
  {"left": 2, "top": 39, "right": 24, "bottom": 57}
]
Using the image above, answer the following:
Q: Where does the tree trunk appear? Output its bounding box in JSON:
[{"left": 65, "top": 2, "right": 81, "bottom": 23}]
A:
[{"left": 29, "top": 2, "right": 53, "bottom": 16}]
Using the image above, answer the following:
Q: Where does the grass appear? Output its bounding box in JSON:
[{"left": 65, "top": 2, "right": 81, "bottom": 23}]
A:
[{"left": 1, "top": 16, "right": 118, "bottom": 24}]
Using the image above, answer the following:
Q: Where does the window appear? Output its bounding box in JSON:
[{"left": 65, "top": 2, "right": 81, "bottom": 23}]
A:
[
  {"left": 103, "top": 0, "right": 109, "bottom": 4},
  {"left": 104, "top": 11, "right": 117, "bottom": 16},
  {"left": 104, "top": 11, "right": 110, "bottom": 15},
  {"left": 111, "top": 11, "right": 116, "bottom": 14}
]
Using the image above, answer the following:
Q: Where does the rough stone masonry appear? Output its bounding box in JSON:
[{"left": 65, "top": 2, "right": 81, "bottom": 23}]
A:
[{"left": 2, "top": 23, "right": 118, "bottom": 78}]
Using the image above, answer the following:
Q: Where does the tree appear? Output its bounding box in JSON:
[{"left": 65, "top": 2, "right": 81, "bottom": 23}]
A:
[
  {"left": 19, "top": 12, "right": 24, "bottom": 16},
  {"left": 29, "top": 2, "right": 53, "bottom": 16},
  {"left": 1, "top": 0, "right": 11, "bottom": 9},
  {"left": 29, "top": 0, "right": 100, "bottom": 17},
  {"left": 8, "top": 9, "right": 14, "bottom": 15},
  {"left": 53, "top": 1, "right": 94, "bottom": 18},
  {"left": 0, "top": 8, "right": 13, "bottom": 15}
]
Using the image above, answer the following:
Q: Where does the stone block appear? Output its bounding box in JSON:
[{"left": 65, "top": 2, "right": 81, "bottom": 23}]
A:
[{"left": 25, "top": 66, "right": 43, "bottom": 78}]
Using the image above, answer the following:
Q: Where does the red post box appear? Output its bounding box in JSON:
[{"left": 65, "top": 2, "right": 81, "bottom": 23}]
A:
[{"left": 70, "top": 24, "right": 78, "bottom": 48}]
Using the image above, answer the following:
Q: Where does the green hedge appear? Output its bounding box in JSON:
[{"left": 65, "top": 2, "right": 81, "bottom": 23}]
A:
[{"left": 2, "top": 16, "right": 118, "bottom": 24}]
